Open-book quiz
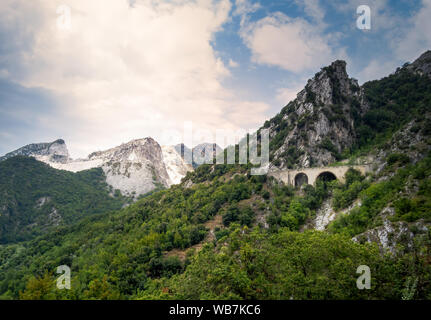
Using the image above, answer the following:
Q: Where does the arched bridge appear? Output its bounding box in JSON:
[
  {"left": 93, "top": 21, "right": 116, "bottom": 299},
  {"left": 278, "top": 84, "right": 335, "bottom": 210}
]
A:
[{"left": 269, "top": 165, "right": 371, "bottom": 187}]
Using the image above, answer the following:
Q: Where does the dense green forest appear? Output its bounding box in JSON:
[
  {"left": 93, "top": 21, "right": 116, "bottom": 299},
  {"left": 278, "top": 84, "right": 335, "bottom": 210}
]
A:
[
  {"left": 0, "top": 61, "right": 430, "bottom": 300},
  {"left": 0, "top": 152, "right": 430, "bottom": 299},
  {"left": 0, "top": 157, "right": 128, "bottom": 243},
  {"left": 355, "top": 68, "right": 431, "bottom": 151}
]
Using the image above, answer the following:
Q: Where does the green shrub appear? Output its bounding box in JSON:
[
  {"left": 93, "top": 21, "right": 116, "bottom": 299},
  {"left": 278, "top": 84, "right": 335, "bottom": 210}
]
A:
[{"left": 387, "top": 153, "right": 410, "bottom": 166}]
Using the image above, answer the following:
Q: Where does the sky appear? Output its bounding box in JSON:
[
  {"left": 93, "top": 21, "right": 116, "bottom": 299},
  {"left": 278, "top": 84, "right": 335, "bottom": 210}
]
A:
[{"left": 0, "top": 0, "right": 430, "bottom": 158}]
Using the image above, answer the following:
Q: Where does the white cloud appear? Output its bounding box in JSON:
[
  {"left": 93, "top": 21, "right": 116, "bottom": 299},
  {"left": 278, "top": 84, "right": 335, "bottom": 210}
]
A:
[
  {"left": 295, "top": 0, "right": 326, "bottom": 26},
  {"left": 228, "top": 59, "right": 239, "bottom": 67},
  {"left": 0, "top": 69, "right": 9, "bottom": 79},
  {"left": 276, "top": 84, "right": 304, "bottom": 105},
  {"left": 0, "top": 0, "right": 270, "bottom": 158},
  {"left": 234, "top": 0, "right": 261, "bottom": 18},
  {"left": 239, "top": 12, "right": 346, "bottom": 73},
  {"left": 394, "top": 0, "right": 431, "bottom": 63},
  {"left": 356, "top": 59, "right": 398, "bottom": 83}
]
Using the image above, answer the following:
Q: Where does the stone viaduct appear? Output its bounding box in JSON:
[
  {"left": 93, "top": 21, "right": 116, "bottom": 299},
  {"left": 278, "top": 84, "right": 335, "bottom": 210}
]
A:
[{"left": 269, "top": 165, "right": 371, "bottom": 187}]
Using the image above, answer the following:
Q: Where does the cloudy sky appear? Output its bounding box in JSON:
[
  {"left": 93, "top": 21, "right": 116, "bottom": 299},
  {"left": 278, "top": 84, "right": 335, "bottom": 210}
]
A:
[{"left": 0, "top": 0, "right": 430, "bottom": 158}]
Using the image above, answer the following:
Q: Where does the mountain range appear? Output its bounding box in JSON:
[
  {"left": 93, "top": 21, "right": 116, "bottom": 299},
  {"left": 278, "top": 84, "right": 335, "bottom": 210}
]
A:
[
  {"left": 0, "top": 50, "right": 430, "bottom": 300},
  {"left": 0, "top": 138, "right": 223, "bottom": 197}
]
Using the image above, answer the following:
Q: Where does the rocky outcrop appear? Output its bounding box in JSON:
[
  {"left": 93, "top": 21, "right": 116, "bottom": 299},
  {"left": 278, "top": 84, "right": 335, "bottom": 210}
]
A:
[
  {"left": 58, "top": 138, "right": 172, "bottom": 197},
  {"left": 313, "top": 199, "right": 337, "bottom": 231},
  {"left": 97, "top": 138, "right": 171, "bottom": 197},
  {"left": 303, "top": 198, "right": 362, "bottom": 231},
  {"left": 0, "top": 139, "right": 69, "bottom": 163},
  {"left": 353, "top": 213, "right": 430, "bottom": 254},
  {"left": 367, "top": 115, "right": 431, "bottom": 175},
  {"left": 405, "top": 50, "right": 431, "bottom": 78},
  {"left": 267, "top": 60, "right": 367, "bottom": 170}
]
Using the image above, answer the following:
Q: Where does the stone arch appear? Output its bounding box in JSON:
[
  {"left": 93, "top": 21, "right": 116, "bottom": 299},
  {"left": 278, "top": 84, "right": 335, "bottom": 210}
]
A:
[
  {"left": 316, "top": 171, "right": 337, "bottom": 183},
  {"left": 294, "top": 172, "right": 308, "bottom": 187}
]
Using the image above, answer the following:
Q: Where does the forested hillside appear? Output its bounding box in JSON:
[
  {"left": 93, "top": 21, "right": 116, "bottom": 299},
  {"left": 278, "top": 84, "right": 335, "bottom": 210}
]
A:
[
  {"left": 1, "top": 153, "right": 430, "bottom": 299},
  {"left": 0, "top": 157, "right": 128, "bottom": 244}
]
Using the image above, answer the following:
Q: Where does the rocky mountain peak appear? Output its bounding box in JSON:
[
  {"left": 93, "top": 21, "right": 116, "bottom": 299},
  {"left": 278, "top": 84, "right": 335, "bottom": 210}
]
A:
[
  {"left": 405, "top": 50, "right": 431, "bottom": 78},
  {"left": 267, "top": 59, "right": 366, "bottom": 170},
  {"left": 53, "top": 139, "right": 66, "bottom": 145},
  {"left": 297, "top": 59, "right": 360, "bottom": 108},
  {"left": 70, "top": 137, "right": 171, "bottom": 197},
  {"left": 88, "top": 137, "right": 159, "bottom": 161},
  {"left": 1, "top": 137, "right": 178, "bottom": 198},
  {"left": 0, "top": 139, "right": 69, "bottom": 164},
  {"left": 321, "top": 60, "right": 349, "bottom": 85}
]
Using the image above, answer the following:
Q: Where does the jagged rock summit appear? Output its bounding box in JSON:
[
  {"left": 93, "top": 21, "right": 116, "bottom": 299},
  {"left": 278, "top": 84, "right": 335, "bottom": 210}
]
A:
[
  {"left": 0, "top": 139, "right": 69, "bottom": 164},
  {"left": 267, "top": 59, "right": 367, "bottom": 170},
  {"left": 86, "top": 138, "right": 172, "bottom": 197},
  {"left": 266, "top": 51, "right": 431, "bottom": 172}
]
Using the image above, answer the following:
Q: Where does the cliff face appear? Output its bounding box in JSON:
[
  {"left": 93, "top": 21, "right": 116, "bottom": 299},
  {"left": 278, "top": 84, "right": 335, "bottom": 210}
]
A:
[
  {"left": 266, "top": 60, "right": 367, "bottom": 170},
  {"left": 90, "top": 138, "right": 172, "bottom": 197}
]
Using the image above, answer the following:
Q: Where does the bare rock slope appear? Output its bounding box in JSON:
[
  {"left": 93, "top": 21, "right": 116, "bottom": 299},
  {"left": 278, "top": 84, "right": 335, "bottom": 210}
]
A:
[
  {"left": 0, "top": 139, "right": 69, "bottom": 164},
  {"left": 266, "top": 60, "right": 367, "bottom": 170}
]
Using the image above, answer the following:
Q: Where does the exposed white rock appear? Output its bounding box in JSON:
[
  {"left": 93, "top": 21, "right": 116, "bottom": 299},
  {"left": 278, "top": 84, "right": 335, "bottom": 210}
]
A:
[
  {"left": 43, "top": 157, "right": 105, "bottom": 172},
  {"left": 35, "top": 197, "right": 51, "bottom": 209},
  {"left": 183, "top": 179, "right": 195, "bottom": 189},
  {"left": 102, "top": 161, "right": 163, "bottom": 197},
  {"left": 350, "top": 207, "right": 431, "bottom": 254},
  {"left": 313, "top": 199, "right": 362, "bottom": 231},
  {"left": 376, "top": 219, "right": 393, "bottom": 249},
  {"left": 314, "top": 199, "right": 336, "bottom": 231},
  {"left": 1, "top": 137, "right": 199, "bottom": 198},
  {"left": 49, "top": 207, "right": 62, "bottom": 226},
  {"left": 405, "top": 50, "right": 431, "bottom": 78},
  {"left": 162, "top": 146, "right": 193, "bottom": 185},
  {"left": 353, "top": 219, "right": 415, "bottom": 254},
  {"left": 85, "top": 138, "right": 171, "bottom": 197},
  {"left": 0, "top": 139, "right": 69, "bottom": 163}
]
